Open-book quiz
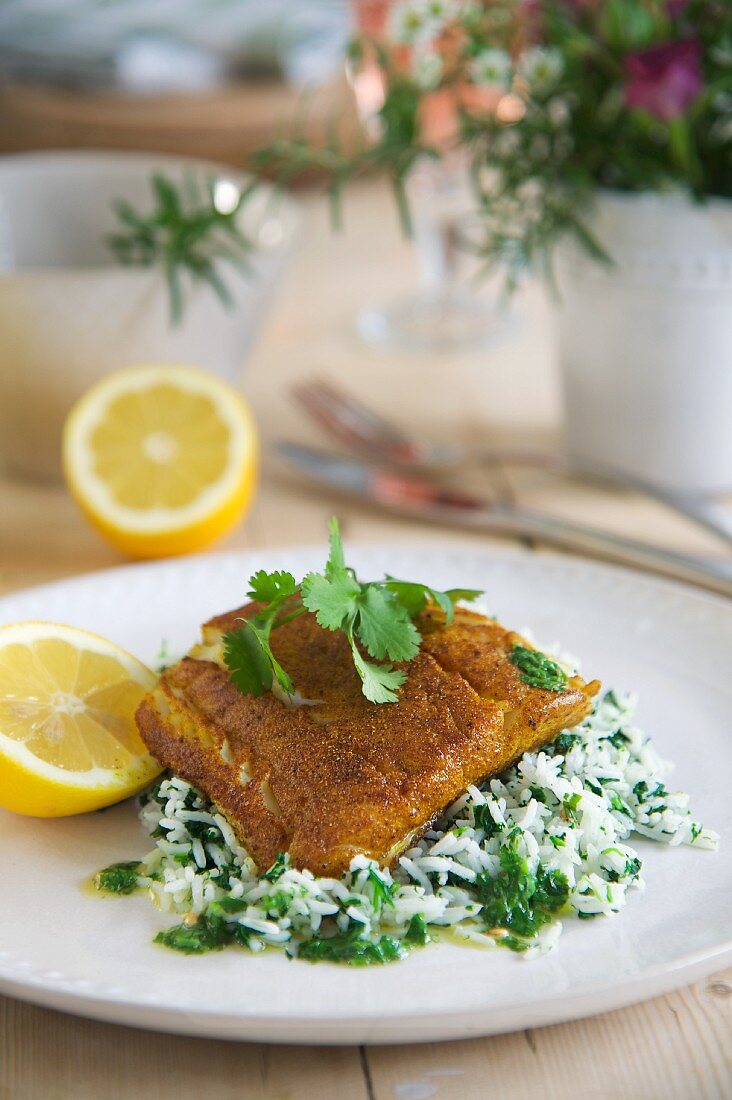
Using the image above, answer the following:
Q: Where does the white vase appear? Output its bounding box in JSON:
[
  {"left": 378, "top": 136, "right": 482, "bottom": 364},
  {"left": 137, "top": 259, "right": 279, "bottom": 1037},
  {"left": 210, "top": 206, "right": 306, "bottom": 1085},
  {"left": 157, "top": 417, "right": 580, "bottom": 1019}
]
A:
[
  {"left": 0, "top": 151, "right": 299, "bottom": 481},
  {"left": 557, "top": 190, "right": 732, "bottom": 494}
]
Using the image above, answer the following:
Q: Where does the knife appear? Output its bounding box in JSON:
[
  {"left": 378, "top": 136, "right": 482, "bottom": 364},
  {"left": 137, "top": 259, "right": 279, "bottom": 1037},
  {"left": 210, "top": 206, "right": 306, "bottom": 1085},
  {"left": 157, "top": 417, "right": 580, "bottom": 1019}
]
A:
[{"left": 278, "top": 441, "right": 732, "bottom": 599}]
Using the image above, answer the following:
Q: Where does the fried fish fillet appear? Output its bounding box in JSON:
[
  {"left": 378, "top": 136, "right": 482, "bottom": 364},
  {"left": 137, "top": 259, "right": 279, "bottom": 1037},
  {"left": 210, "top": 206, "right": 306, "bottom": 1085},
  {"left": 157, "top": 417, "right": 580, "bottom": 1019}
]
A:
[{"left": 136, "top": 603, "right": 599, "bottom": 876}]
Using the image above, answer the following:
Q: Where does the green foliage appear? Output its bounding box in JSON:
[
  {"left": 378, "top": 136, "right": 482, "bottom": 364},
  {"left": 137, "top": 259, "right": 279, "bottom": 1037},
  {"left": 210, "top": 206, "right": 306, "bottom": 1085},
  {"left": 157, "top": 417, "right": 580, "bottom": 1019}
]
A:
[
  {"left": 508, "top": 645, "right": 569, "bottom": 692},
  {"left": 297, "top": 925, "right": 405, "bottom": 966},
  {"left": 473, "top": 803, "right": 504, "bottom": 837},
  {"left": 404, "top": 913, "right": 430, "bottom": 946},
  {"left": 155, "top": 912, "right": 250, "bottom": 954},
  {"left": 252, "top": 55, "right": 432, "bottom": 234},
  {"left": 105, "top": 171, "right": 257, "bottom": 324},
  {"left": 93, "top": 861, "right": 142, "bottom": 895},
  {"left": 247, "top": 570, "right": 298, "bottom": 603},
  {"left": 384, "top": 578, "right": 483, "bottom": 624},
  {"left": 474, "top": 829, "right": 570, "bottom": 938},
  {"left": 250, "top": 0, "right": 731, "bottom": 286},
  {"left": 262, "top": 852, "right": 290, "bottom": 882},
  {"left": 365, "top": 867, "right": 397, "bottom": 913},
  {"left": 223, "top": 516, "right": 482, "bottom": 705}
]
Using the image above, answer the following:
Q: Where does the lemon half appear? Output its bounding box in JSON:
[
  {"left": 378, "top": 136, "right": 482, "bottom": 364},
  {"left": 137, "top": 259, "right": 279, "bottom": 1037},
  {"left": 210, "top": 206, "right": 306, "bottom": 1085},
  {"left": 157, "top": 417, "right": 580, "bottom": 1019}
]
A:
[
  {"left": 0, "top": 621, "right": 160, "bottom": 816},
  {"left": 63, "top": 363, "right": 258, "bottom": 559}
]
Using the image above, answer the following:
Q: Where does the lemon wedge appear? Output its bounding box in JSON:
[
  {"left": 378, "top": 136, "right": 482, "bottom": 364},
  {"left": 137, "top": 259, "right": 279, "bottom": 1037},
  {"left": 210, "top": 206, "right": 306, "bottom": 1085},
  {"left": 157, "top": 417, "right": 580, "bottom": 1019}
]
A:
[
  {"left": 63, "top": 363, "right": 258, "bottom": 559},
  {"left": 0, "top": 621, "right": 161, "bottom": 816}
]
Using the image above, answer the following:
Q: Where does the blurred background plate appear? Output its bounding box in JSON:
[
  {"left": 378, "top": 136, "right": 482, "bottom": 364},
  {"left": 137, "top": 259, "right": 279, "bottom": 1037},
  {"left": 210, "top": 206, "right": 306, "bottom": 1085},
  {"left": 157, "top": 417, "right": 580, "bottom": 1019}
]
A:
[{"left": 0, "top": 0, "right": 356, "bottom": 163}]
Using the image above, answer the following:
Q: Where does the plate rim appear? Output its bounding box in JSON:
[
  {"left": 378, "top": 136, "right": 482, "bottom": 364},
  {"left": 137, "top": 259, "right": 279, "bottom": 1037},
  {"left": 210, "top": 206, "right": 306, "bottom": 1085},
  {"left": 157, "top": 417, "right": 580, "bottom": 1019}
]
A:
[
  {"left": 0, "top": 935, "right": 729, "bottom": 1045},
  {"left": 2, "top": 537, "right": 732, "bottom": 618}
]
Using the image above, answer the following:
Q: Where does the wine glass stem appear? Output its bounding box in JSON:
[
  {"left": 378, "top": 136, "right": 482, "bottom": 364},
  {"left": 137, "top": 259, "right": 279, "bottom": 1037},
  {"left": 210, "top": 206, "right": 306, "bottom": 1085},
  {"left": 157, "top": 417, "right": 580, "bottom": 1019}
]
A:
[{"left": 408, "top": 157, "right": 468, "bottom": 295}]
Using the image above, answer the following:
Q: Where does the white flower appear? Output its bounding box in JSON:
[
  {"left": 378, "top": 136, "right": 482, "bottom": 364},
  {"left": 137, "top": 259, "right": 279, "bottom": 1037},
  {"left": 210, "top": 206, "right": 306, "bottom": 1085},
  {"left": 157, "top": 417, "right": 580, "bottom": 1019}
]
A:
[
  {"left": 411, "top": 45, "right": 444, "bottom": 89},
  {"left": 469, "top": 47, "right": 512, "bottom": 88},
  {"left": 547, "top": 96, "right": 571, "bottom": 127},
  {"left": 493, "top": 128, "right": 520, "bottom": 157},
  {"left": 388, "top": 0, "right": 462, "bottom": 44},
  {"left": 517, "top": 178, "right": 543, "bottom": 204},
  {"left": 518, "top": 47, "right": 563, "bottom": 93},
  {"left": 388, "top": 1, "right": 434, "bottom": 44},
  {"left": 709, "top": 116, "right": 732, "bottom": 145}
]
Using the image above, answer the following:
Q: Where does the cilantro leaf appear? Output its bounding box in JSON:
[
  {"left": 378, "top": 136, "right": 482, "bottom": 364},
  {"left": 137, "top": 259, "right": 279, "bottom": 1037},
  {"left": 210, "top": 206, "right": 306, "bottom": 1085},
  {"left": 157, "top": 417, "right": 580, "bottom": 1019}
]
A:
[
  {"left": 325, "top": 515, "right": 347, "bottom": 580},
  {"left": 349, "top": 637, "right": 406, "bottom": 704},
  {"left": 247, "top": 570, "right": 297, "bottom": 603},
  {"left": 223, "top": 619, "right": 294, "bottom": 698},
  {"left": 443, "top": 587, "right": 485, "bottom": 609},
  {"left": 382, "top": 579, "right": 427, "bottom": 617},
  {"left": 223, "top": 622, "right": 274, "bottom": 696},
  {"left": 224, "top": 517, "right": 483, "bottom": 707},
  {"left": 265, "top": 646, "right": 296, "bottom": 697},
  {"left": 300, "top": 570, "right": 360, "bottom": 631},
  {"left": 385, "top": 578, "right": 483, "bottom": 625},
  {"left": 356, "top": 585, "right": 421, "bottom": 662}
]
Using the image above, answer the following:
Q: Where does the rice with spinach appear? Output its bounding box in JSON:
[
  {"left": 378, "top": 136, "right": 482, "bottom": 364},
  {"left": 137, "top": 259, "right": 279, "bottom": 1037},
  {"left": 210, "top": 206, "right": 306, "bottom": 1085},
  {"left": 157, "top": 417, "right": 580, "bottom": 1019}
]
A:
[{"left": 95, "top": 686, "right": 718, "bottom": 963}]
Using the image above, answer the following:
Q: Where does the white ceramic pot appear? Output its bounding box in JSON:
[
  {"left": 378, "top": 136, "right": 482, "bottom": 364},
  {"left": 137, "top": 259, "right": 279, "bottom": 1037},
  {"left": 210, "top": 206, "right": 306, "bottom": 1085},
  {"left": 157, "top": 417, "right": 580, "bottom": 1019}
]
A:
[
  {"left": 0, "top": 151, "right": 299, "bottom": 480},
  {"left": 558, "top": 190, "right": 732, "bottom": 494}
]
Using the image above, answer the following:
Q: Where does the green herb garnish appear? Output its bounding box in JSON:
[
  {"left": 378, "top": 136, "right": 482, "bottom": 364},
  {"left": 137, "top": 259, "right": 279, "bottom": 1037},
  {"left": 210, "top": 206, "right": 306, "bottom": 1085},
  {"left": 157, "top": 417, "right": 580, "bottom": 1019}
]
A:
[
  {"left": 562, "top": 791, "right": 582, "bottom": 826},
  {"left": 252, "top": 53, "right": 430, "bottom": 237},
  {"left": 223, "top": 517, "right": 482, "bottom": 705},
  {"left": 473, "top": 803, "right": 504, "bottom": 837},
  {"left": 261, "top": 852, "right": 290, "bottom": 882},
  {"left": 552, "top": 731, "right": 581, "bottom": 754},
  {"left": 604, "top": 729, "right": 631, "bottom": 749},
  {"left": 155, "top": 912, "right": 250, "bottom": 954},
  {"left": 509, "top": 645, "right": 568, "bottom": 693},
  {"left": 297, "top": 925, "right": 405, "bottom": 966},
  {"left": 609, "top": 793, "right": 632, "bottom": 817},
  {"left": 154, "top": 637, "right": 172, "bottom": 674},
  {"left": 94, "top": 861, "right": 142, "bottom": 895},
  {"left": 366, "top": 867, "right": 396, "bottom": 913},
  {"left": 261, "top": 891, "right": 292, "bottom": 919},
  {"left": 474, "top": 830, "right": 569, "bottom": 939},
  {"left": 404, "top": 913, "right": 430, "bottom": 946},
  {"left": 105, "top": 171, "right": 257, "bottom": 325}
]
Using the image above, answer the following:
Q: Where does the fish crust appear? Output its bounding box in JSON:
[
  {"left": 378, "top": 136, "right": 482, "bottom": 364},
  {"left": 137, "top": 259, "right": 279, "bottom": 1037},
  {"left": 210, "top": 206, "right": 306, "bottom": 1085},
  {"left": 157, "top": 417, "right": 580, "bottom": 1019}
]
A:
[{"left": 136, "top": 603, "right": 599, "bottom": 875}]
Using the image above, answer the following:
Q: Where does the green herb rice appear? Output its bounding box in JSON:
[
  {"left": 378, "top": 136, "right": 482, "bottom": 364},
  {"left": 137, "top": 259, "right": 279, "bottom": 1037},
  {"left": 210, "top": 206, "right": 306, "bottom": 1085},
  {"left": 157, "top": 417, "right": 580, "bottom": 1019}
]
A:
[{"left": 95, "top": 681, "right": 717, "bottom": 965}]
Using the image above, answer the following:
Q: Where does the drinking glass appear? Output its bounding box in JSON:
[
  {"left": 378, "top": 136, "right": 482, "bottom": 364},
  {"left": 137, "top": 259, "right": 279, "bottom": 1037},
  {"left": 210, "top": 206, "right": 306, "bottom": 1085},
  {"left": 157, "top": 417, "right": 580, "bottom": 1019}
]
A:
[{"left": 348, "top": 0, "right": 507, "bottom": 351}]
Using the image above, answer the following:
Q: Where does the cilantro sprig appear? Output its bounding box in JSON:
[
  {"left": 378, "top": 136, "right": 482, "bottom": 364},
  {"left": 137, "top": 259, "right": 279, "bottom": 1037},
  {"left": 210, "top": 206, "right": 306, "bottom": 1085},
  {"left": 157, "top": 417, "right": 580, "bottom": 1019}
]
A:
[{"left": 222, "top": 518, "right": 482, "bottom": 705}]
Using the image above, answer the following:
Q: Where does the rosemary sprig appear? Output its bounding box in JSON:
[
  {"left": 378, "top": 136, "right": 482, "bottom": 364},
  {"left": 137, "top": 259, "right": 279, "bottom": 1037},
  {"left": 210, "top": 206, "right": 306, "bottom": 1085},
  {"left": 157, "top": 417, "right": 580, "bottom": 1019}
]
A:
[
  {"left": 105, "top": 171, "right": 257, "bottom": 325},
  {"left": 251, "top": 42, "right": 435, "bottom": 234}
]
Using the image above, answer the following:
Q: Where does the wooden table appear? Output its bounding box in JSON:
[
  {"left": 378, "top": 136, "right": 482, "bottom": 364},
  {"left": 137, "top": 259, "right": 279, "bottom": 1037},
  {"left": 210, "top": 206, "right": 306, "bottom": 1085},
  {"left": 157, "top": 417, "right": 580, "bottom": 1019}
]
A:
[{"left": 1, "top": 182, "right": 730, "bottom": 1100}]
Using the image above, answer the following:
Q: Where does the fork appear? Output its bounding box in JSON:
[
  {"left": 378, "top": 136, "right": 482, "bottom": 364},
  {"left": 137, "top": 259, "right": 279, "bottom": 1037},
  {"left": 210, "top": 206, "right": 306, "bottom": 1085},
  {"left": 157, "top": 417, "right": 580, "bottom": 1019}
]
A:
[{"left": 292, "top": 378, "right": 732, "bottom": 548}]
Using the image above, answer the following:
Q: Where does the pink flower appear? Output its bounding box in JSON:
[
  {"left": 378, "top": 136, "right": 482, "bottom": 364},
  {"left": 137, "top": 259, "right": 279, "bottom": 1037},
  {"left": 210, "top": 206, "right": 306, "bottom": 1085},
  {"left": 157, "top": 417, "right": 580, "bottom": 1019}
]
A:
[{"left": 625, "top": 39, "right": 703, "bottom": 121}]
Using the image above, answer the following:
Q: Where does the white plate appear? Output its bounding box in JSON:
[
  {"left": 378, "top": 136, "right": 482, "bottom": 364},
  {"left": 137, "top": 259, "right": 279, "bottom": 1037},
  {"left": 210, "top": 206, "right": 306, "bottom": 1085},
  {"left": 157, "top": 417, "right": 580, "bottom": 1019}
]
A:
[{"left": 0, "top": 544, "right": 730, "bottom": 1045}]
